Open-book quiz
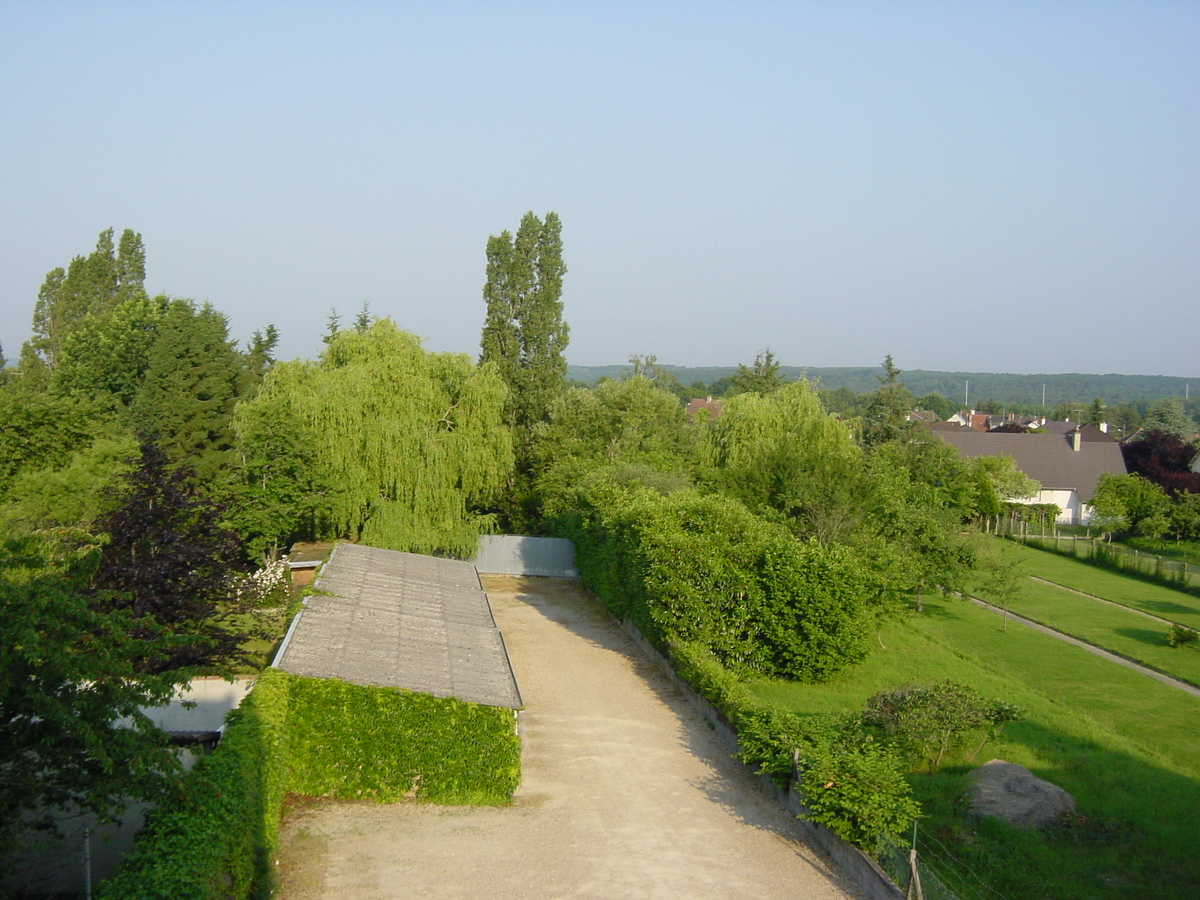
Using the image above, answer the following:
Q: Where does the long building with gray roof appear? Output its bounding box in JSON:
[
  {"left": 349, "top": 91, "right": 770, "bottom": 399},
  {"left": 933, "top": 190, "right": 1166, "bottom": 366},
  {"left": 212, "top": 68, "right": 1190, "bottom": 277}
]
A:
[
  {"left": 932, "top": 428, "right": 1127, "bottom": 524},
  {"left": 273, "top": 543, "right": 522, "bottom": 709}
]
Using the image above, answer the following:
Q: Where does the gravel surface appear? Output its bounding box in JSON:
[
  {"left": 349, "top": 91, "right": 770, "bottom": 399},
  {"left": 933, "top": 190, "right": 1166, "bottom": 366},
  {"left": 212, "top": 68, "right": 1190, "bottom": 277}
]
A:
[{"left": 274, "top": 576, "right": 863, "bottom": 900}]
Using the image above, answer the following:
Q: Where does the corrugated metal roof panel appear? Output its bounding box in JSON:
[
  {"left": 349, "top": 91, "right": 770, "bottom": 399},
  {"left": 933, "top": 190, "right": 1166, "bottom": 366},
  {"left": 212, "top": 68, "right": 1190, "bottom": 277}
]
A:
[{"left": 274, "top": 543, "right": 521, "bottom": 709}]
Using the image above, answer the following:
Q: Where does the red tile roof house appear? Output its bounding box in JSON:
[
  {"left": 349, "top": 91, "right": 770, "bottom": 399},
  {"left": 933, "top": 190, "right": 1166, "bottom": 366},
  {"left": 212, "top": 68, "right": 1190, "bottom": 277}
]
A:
[
  {"left": 932, "top": 427, "right": 1127, "bottom": 525},
  {"left": 685, "top": 396, "right": 723, "bottom": 418}
]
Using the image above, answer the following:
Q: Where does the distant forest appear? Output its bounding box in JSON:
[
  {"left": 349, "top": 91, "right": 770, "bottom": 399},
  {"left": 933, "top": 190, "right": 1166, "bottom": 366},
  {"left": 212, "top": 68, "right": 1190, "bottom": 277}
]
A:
[{"left": 567, "top": 364, "right": 1197, "bottom": 409}]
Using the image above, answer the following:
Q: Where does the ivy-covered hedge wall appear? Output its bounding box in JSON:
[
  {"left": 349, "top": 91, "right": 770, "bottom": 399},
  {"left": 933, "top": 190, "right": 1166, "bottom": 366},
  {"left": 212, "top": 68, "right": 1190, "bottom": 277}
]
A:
[
  {"left": 97, "top": 667, "right": 291, "bottom": 900},
  {"left": 99, "top": 669, "right": 520, "bottom": 900},
  {"left": 286, "top": 675, "right": 520, "bottom": 805}
]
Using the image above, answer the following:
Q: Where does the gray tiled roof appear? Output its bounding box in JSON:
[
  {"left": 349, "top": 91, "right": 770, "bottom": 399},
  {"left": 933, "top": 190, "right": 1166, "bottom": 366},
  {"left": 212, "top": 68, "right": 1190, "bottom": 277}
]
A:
[
  {"left": 273, "top": 544, "right": 522, "bottom": 709},
  {"left": 933, "top": 431, "right": 1127, "bottom": 502}
]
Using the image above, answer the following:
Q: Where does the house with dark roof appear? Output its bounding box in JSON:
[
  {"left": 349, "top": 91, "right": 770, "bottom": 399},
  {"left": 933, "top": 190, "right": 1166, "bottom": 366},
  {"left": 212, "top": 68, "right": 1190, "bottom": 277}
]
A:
[
  {"left": 932, "top": 427, "right": 1127, "bottom": 524},
  {"left": 1039, "top": 421, "right": 1117, "bottom": 443}
]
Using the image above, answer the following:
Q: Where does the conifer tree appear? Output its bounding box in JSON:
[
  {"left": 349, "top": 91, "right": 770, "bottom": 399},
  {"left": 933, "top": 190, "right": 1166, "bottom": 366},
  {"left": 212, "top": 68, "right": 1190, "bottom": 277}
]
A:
[
  {"left": 131, "top": 299, "right": 243, "bottom": 480},
  {"left": 729, "top": 349, "right": 784, "bottom": 395},
  {"left": 25, "top": 228, "right": 147, "bottom": 369}
]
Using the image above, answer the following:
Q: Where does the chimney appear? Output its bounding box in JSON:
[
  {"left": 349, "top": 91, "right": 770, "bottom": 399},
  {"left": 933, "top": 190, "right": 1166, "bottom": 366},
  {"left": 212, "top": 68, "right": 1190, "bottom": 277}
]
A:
[{"left": 1072, "top": 428, "right": 1082, "bottom": 452}]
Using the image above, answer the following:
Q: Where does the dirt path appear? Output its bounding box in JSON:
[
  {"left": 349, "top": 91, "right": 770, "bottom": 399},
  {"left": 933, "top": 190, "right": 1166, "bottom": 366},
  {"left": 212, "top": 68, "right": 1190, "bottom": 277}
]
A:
[{"left": 274, "top": 576, "right": 862, "bottom": 900}]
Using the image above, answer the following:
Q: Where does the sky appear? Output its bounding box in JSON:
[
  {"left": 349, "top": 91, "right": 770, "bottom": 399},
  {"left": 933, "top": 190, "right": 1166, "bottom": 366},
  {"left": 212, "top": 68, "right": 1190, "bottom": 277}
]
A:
[{"left": 1, "top": 2, "right": 1197, "bottom": 376}]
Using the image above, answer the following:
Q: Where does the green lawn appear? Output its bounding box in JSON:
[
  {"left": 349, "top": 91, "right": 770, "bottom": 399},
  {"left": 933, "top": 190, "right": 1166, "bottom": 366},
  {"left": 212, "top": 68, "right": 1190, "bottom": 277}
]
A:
[
  {"left": 996, "top": 540, "right": 1200, "bottom": 629},
  {"left": 749, "top": 594, "right": 1200, "bottom": 899},
  {"left": 992, "top": 578, "right": 1200, "bottom": 687}
]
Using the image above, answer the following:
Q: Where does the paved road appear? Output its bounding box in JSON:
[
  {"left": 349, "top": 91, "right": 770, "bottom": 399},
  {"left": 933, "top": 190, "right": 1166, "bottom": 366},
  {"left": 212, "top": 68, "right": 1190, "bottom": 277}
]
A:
[{"left": 274, "top": 576, "right": 862, "bottom": 900}]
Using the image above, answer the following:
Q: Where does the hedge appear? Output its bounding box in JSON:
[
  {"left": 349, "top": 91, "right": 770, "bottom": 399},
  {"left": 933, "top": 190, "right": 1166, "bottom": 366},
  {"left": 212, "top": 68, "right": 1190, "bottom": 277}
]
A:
[
  {"left": 554, "top": 484, "right": 872, "bottom": 681},
  {"left": 285, "top": 675, "right": 520, "bottom": 806},
  {"left": 98, "top": 670, "right": 520, "bottom": 899},
  {"left": 97, "top": 668, "right": 290, "bottom": 900},
  {"left": 668, "top": 640, "right": 919, "bottom": 852}
]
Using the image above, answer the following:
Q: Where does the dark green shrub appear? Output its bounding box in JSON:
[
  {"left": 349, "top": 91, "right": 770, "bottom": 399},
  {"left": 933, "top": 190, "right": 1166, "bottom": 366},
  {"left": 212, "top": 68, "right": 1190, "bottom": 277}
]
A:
[
  {"left": 797, "top": 740, "right": 921, "bottom": 853},
  {"left": 862, "top": 680, "right": 1019, "bottom": 768},
  {"left": 1166, "top": 624, "right": 1199, "bottom": 648},
  {"left": 559, "top": 484, "right": 872, "bottom": 681}
]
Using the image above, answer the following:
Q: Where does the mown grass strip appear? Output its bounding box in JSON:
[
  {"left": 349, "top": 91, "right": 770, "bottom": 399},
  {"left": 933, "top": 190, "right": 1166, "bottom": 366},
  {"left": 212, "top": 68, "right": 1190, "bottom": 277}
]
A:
[
  {"left": 749, "top": 596, "right": 1200, "bottom": 900},
  {"left": 999, "top": 579, "right": 1200, "bottom": 688},
  {"left": 997, "top": 540, "right": 1200, "bottom": 629}
]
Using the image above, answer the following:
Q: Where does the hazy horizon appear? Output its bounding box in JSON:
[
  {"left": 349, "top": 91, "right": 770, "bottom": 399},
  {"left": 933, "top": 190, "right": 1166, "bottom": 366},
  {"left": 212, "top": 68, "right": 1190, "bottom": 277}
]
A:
[{"left": 3, "top": 3, "right": 1196, "bottom": 378}]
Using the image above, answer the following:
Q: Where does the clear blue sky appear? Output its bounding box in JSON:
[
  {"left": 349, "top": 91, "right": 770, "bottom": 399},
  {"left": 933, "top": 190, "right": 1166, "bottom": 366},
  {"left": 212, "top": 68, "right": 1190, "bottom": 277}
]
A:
[{"left": 2, "top": 2, "right": 1197, "bottom": 376}]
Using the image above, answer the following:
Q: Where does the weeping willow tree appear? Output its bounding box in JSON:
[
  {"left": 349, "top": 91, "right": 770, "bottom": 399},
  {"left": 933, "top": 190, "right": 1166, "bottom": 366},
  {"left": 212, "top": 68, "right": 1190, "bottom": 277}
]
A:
[{"left": 234, "top": 320, "right": 513, "bottom": 557}]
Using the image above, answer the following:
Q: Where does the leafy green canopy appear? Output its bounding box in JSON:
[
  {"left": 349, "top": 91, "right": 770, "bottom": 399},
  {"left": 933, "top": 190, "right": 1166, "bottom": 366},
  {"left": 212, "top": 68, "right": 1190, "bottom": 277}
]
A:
[
  {"left": 23, "top": 227, "right": 146, "bottom": 373},
  {"left": 557, "top": 482, "right": 872, "bottom": 681},
  {"left": 707, "top": 379, "right": 863, "bottom": 544},
  {"left": 235, "top": 320, "right": 513, "bottom": 557},
  {"left": 480, "top": 210, "right": 569, "bottom": 433},
  {"left": 0, "top": 532, "right": 184, "bottom": 867},
  {"left": 1090, "top": 472, "right": 1173, "bottom": 538},
  {"left": 533, "top": 375, "right": 698, "bottom": 518}
]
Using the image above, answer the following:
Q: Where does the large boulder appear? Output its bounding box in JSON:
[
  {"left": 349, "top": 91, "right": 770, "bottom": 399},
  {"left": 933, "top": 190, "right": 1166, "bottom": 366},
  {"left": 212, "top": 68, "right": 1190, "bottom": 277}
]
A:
[{"left": 964, "top": 760, "right": 1075, "bottom": 829}]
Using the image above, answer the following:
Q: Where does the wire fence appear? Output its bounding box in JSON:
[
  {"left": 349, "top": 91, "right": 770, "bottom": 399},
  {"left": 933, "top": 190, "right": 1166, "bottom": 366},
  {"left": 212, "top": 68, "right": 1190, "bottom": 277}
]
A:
[
  {"left": 878, "top": 823, "right": 1018, "bottom": 900},
  {"left": 3, "top": 809, "right": 93, "bottom": 900},
  {"left": 1009, "top": 533, "right": 1199, "bottom": 596}
]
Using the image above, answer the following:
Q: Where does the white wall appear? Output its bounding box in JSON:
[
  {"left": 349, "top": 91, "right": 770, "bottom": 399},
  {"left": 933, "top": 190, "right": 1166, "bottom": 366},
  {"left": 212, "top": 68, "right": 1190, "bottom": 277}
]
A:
[
  {"left": 1010, "top": 489, "right": 1080, "bottom": 524},
  {"left": 4, "top": 677, "right": 257, "bottom": 897}
]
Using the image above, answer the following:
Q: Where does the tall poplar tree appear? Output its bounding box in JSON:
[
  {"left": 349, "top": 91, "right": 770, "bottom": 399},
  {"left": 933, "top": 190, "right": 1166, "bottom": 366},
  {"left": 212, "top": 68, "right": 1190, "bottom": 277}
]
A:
[{"left": 479, "top": 211, "right": 569, "bottom": 434}]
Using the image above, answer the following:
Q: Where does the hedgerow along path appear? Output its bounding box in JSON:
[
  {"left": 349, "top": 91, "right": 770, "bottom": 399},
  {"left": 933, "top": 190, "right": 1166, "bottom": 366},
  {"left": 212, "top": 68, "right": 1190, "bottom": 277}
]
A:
[{"left": 273, "top": 576, "right": 863, "bottom": 900}]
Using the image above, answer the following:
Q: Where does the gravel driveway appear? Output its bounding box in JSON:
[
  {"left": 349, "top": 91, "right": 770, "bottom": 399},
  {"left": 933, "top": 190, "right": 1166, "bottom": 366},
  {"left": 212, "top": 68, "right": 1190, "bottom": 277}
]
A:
[{"left": 274, "top": 576, "right": 861, "bottom": 900}]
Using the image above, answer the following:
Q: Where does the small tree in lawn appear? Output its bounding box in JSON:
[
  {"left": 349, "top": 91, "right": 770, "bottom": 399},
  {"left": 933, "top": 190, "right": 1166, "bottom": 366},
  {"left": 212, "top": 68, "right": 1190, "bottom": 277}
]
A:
[
  {"left": 980, "top": 552, "right": 1024, "bottom": 631},
  {"left": 91, "top": 439, "right": 255, "bottom": 673}
]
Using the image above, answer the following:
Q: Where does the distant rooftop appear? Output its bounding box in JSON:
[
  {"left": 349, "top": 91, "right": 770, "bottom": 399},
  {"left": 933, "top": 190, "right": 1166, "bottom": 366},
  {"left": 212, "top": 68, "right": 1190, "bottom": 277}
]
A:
[{"left": 273, "top": 544, "right": 522, "bottom": 709}]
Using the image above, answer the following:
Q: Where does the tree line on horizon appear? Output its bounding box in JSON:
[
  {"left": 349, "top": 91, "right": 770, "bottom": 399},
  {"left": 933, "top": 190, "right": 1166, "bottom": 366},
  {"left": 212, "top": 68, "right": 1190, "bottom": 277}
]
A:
[{"left": 567, "top": 361, "right": 1199, "bottom": 438}]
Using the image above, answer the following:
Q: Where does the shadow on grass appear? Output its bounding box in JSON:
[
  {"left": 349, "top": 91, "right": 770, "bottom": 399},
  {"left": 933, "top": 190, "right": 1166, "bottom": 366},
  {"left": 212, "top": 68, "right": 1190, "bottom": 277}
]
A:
[
  {"left": 914, "top": 599, "right": 974, "bottom": 621},
  {"left": 1138, "top": 598, "right": 1200, "bottom": 618},
  {"left": 908, "top": 717, "right": 1200, "bottom": 900},
  {"left": 1112, "top": 626, "right": 1170, "bottom": 647}
]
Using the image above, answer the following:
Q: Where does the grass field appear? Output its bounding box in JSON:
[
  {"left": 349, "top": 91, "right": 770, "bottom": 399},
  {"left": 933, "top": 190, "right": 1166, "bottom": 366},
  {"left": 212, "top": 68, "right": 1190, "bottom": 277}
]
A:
[
  {"left": 749, "top": 591, "right": 1200, "bottom": 899},
  {"left": 995, "top": 540, "right": 1200, "bottom": 629},
  {"left": 989, "top": 578, "right": 1200, "bottom": 687}
]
